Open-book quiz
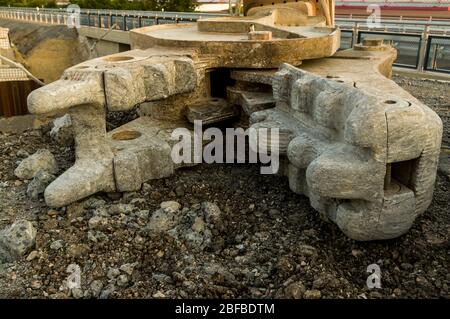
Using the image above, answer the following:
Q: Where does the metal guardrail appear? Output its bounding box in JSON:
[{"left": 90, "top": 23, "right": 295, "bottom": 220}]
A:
[{"left": 1, "top": 6, "right": 449, "bottom": 73}]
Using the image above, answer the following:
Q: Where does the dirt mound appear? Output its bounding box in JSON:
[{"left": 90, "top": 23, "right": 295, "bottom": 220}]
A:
[{"left": 0, "top": 20, "right": 91, "bottom": 83}]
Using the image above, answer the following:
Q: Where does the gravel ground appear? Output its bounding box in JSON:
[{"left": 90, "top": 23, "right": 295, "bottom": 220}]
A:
[{"left": 0, "top": 75, "right": 448, "bottom": 299}]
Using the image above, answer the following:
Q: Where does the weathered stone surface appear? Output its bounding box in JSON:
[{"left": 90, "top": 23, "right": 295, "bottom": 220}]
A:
[
  {"left": 14, "top": 149, "right": 58, "bottom": 180},
  {"left": 0, "top": 220, "right": 37, "bottom": 263},
  {"left": 250, "top": 62, "right": 442, "bottom": 240},
  {"left": 148, "top": 209, "right": 178, "bottom": 232}
]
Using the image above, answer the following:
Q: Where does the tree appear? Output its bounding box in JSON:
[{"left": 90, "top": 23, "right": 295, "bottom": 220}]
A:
[{"left": 1, "top": 0, "right": 196, "bottom": 12}]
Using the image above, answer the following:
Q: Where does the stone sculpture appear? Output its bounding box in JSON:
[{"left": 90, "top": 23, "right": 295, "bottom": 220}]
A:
[{"left": 26, "top": 1, "right": 442, "bottom": 240}]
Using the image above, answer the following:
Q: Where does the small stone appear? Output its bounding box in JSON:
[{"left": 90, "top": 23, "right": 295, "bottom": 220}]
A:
[
  {"left": 26, "top": 250, "right": 39, "bottom": 261},
  {"left": 14, "top": 149, "right": 58, "bottom": 180},
  {"left": 148, "top": 209, "right": 178, "bottom": 232},
  {"left": 110, "top": 204, "right": 134, "bottom": 215},
  {"left": 26, "top": 170, "right": 56, "bottom": 199},
  {"left": 31, "top": 280, "right": 42, "bottom": 290},
  {"left": 184, "top": 230, "right": 204, "bottom": 248},
  {"left": 82, "top": 197, "right": 106, "bottom": 209},
  {"left": 50, "top": 239, "right": 64, "bottom": 250},
  {"left": 117, "top": 274, "right": 129, "bottom": 287},
  {"left": 135, "top": 210, "right": 149, "bottom": 219},
  {"left": 312, "top": 277, "right": 325, "bottom": 290},
  {"left": 120, "top": 263, "right": 137, "bottom": 276},
  {"left": 175, "top": 185, "right": 185, "bottom": 196},
  {"left": 153, "top": 291, "right": 165, "bottom": 298},
  {"left": 160, "top": 201, "right": 181, "bottom": 213},
  {"left": 298, "top": 245, "right": 317, "bottom": 257},
  {"left": 67, "top": 244, "right": 90, "bottom": 258},
  {"left": 192, "top": 217, "right": 206, "bottom": 233},
  {"left": 47, "top": 210, "right": 59, "bottom": 217},
  {"left": 93, "top": 207, "right": 110, "bottom": 218},
  {"left": 284, "top": 281, "right": 305, "bottom": 299},
  {"left": 71, "top": 288, "right": 84, "bottom": 299},
  {"left": 88, "top": 216, "right": 108, "bottom": 230},
  {"left": 0, "top": 220, "right": 37, "bottom": 262},
  {"left": 304, "top": 289, "right": 321, "bottom": 299},
  {"left": 351, "top": 249, "right": 364, "bottom": 257},
  {"left": 90, "top": 280, "right": 104, "bottom": 298},
  {"left": 107, "top": 268, "right": 120, "bottom": 279},
  {"left": 202, "top": 202, "right": 222, "bottom": 225},
  {"left": 99, "top": 284, "right": 116, "bottom": 299}
]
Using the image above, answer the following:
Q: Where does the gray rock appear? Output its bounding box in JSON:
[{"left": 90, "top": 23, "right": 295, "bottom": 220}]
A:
[
  {"left": 160, "top": 201, "right": 181, "bottom": 213},
  {"left": 82, "top": 197, "right": 107, "bottom": 209},
  {"left": 202, "top": 202, "right": 222, "bottom": 225},
  {"left": 152, "top": 273, "right": 172, "bottom": 284},
  {"left": 50, "top": 114, "right": 73, "bottom": 146},
  {"left": 0, "top": 220, "right": 37, "bottom": 262},
  {"left": 50, "top": 239, "right": 65, "bottom": 250},
  {"left": 191, "top": 217, "right": 206, "bottom": 233},
  {"left": 14, "top": 149, "right": 58, "bottom": 180},
  {"left": 148, "top": 208, "right": 178, "bottom": 232},
  {"left": 93, "top": 207, "right": 110, "bottom": 218},
  {"left": 90, "top": 280, "right": 104, "bottom": 298},
  {"left": 26, "top": 170, "right": 56, "bottom": 199},
  {"left": 184, "top": 229, "right": 204, "bottom": 248},
  {"left": 107, "top": 267, "right": 120, "bottom": 279},
  {"left": 284, "top": 281, "right": 306, "bottom": 299},
  {"left": 135, "top": 210, "right": 149, "bottom": 219},
  {"left": 117, "top": 274, "right": 129, "bottom": 287},
  {"left": 71, "top": 288, "right": 84, "bottom": 299},
  {"left": 99, "top": 284, "right": 115, "bottom": 299},
  {"left": 88, "top": 216, "right": 108, "bottom": 230},
  {"left": 110, "top": 204, "right": 135, "bottom": 215},
  {"left": 120, "top": 263, "right": 137, "bottom": 276}
]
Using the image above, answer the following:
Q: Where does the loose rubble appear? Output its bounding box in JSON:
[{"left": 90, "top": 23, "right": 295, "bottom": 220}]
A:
[
  {"left": 0, "top": 76, "right": 448, "bottom": 298},
  {"left": 14, "top": 149, "right": 58, "bottom": 180}
]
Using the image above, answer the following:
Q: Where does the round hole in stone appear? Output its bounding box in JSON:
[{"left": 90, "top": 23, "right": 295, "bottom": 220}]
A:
[
  {"left": 384, "top": 100, "right": 397, "bottom": 105},
  {"left": 112, "top": 130, "right": 142, "bottom": 141},
  {"left": 104, "top": 56, "right": 134, "bottom": 62}
]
